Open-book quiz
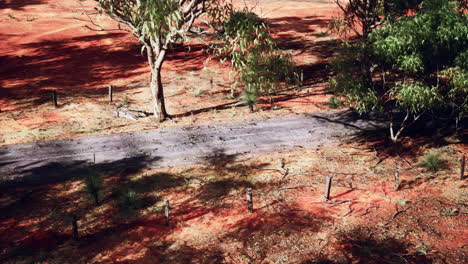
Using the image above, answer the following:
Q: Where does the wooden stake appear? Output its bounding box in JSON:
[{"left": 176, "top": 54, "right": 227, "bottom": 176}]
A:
[
  {"left": 324, "top": 176, "right": 332, "bottom": 201},
  {"left": 72, "top": 214, "right": 79, "bottom": 240},
  {"left": 300, "top": 69, "right": 304, "bottom": 86},
  {"left": 461, "top": 155, "right": 466, "bottom": 180},
  {"left": 93, "top": 153, "right": 96, "bottom": 165},
  {"left": 52, "top": 90, "right": 58, "bottom": 108},
  {"left": 164, "top": 200, "right": 170, "bottom": 226},
  {"left": 246, "top": 188, "right": 253, "bottom": 213},
  {"left": 210, "top": 78, "right": 213, "bottom": 90},
  {"left": 394, "top": 163, "right": 400, "bottom": 191},
  {"left": 108, "top": 84, "right": 113, "bottom": 103}
]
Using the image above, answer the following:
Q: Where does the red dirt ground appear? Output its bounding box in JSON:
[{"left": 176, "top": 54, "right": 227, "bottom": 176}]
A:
[
  {"left": 0, "top": 145, "right": 467, "bottom": 263},
  {"left": 0, "top": 1, "right": 467, "bottom": 263},
  {"left": 0, "top": 0, "right": 339, "bottom": 145}
]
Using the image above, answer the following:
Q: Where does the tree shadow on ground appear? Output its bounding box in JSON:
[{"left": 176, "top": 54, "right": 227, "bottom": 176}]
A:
[
  {"left": 0, "top": 153, "right": 161, "bottom": 190},
  {"left": 346, "top": 113, "right": 465, "bottom": 160},
  {"left": 0, "top": 33, "right": 147, "bottom": 108},
  {"left": 304, "top": 109, "right": 387, "bottom": 131},
  {"left": 128, "top": 172, "right": 186, "bottom": 194},
  {"left": 196, "top": 178, "right": 255, "bottom": 203},
  {"left": 0, "top": 0, "right": 45, "bottom": 10},
  {"left": 269, "top": 15, "right": 331, "bottom": 37},
  {"left": 0, "top": 152, "right": 166, "bottom": 262},
  {"left": 146, "top": 243, "right": 225, "bottom": 264},
  {"left": 165, "top": 44, "right": 209, "bottom": 73},
  {"left": 171, "top": 16, "right": 340, "bottom": 118},
  {"left": 217, "top": 201, "right": 333, "bottom": 263},
  {"left": 0, "top": 152, "right": 161, "bottom": 221},
  {"left": 302, "top": 227, "right": 434, "bottom": 263},
  {"left": 195, "top": 148, "right": 270, "bottom": 203},
  {"left": 170, "top": 100, "right": 243, "bottom": 118},
  {"left": 269, "top": 15, "right": 339, "bottom": 61}
]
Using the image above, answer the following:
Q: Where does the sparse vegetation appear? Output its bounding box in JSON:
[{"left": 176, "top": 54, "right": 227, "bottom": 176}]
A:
[
  {"left": 213, "top": 8, "right": 298, "bottom": 111},
  {"left": 83, "top": 169, "right": 103, "bottom": 205},
  {"left": 330, "top": 0, "right": 468, "bottom": 142},
  {"left": 1, "top": 0, "right": 466, "bottom": 263},
  {"left": 242, "top": 88, "right": 258, "bottom": 112},
  {"left": 419, "top": 151, "right": 445, "bottom": 172},
  {"left": 327, "top": 96, "right": 343, "bottom": 109},
  {"left": 118, "top": 188, "right": 143, "bottom": 215},
  {"left": 95, "top": 0, "right": 229, "bottom": 121}
]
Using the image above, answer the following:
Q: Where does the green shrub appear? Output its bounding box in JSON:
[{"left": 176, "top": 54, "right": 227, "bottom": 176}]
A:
[
  {"left": 327, "top": 96, "right": 343, "bottom": 109},
  {"left": 418, "top": 151, "right": 445, "bottom": 172},
  {"left": 118, "top": 189, "right": 142, "bottom": 215},
  {"left": 213, "top": 9, "right": 298, "bottom": 111},
  {"left": 83, "top": 169, "right": 103, "bottom": 205},
  {"left": 242, "top": 88, "right": 258, "bottom": 112}
]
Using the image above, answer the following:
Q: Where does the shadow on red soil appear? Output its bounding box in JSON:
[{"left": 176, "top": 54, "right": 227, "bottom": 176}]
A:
[
  {"left": 0, "top": 33, "right": 210, "bottom": 109},
  {"left": 0, "top": 0, "right": 46, "bottom": 10},
  {"left": 0, "top": 33, "right": 145, "bottom": 104}
]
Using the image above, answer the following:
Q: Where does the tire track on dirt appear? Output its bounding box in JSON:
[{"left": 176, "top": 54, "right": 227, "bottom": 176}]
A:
[{"left": 0, "top": 109, "right": 384, "bottom": 188}]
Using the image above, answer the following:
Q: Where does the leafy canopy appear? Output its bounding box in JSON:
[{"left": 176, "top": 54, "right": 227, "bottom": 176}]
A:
[
  {"left": 330, "top": 0, "right": 467, "bottom": 141},
  {"left": 213, "top": 9, "right": 297, "bottom": 110},
  {"left": 331, "top": 0, "right": 467, "bottom": 118},
  {"left": 97, "top": 0, "right": 208, "bottom": 50}
]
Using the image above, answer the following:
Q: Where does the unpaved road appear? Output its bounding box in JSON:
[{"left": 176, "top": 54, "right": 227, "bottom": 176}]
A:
[{"left": 0, "top": 110, "right": 383, "bottom": 189}]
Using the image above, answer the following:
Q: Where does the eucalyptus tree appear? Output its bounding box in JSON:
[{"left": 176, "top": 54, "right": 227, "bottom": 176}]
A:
[{"left": 96, "top": 0, "right": 216, "bottom": 121}]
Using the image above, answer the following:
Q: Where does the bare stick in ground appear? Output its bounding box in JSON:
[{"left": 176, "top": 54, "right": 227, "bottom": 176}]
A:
[
  {"left": 164, "top": 200, "right": 170, "bottom": 226},
  {"left": 394, "top": 163, "right": 401, "bottom": 191},
  {"left": 324, "top": 176, "right": 333, "bottom": 201},
  {"left": 246, "top": 188, "right": 253, "bottom": 213},
  {"left": 300, "top": 69, "right": 304, "bottom": 86},
  {"left": 108, "top": 84, "right": 113, "bottom": 103},
  {"left": 385, "top": 206, "right": 411, "bottom": 226},
  {"left": 72, "top": 214, "right": 79, "bottom": 240},
  {"left": 461, "top": 155, "right": 465, "bottom": 180},
  {"left": 52, "top": 90, "right": 58, "bottom": 108}
]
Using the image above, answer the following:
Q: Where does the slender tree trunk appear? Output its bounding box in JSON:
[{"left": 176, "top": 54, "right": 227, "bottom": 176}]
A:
[{"left": 149, "top": 49, "right": 169, "bottom": 122}]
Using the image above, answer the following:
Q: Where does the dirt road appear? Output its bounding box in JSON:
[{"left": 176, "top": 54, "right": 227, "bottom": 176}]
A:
[{"left": 0, "top": 110, "right": 383, "bottom": 189}]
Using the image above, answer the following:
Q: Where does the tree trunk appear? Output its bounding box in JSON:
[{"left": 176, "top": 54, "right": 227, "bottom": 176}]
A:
[{"left": 150, "top": 49, "right": 169, "bottom": 122}]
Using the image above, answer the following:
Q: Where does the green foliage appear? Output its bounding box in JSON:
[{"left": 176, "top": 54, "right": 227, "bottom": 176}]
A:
[
  {"left": 96, "top": 0, "right": 223, "bottom": 120},
  {"left": 330, "top": 0, "right": 421, "bottom": 38},
  {"left": 396, "top": 200, "right": 407, "bottom": 206},
  {"left": 118, "top": 189, "right": 143, "bottom": 215},
  {"left": 242, "top": 88, "right": 258, "bottom": 112},
  {"left": 440, "top": 208, "right": 459, "bottom": 216},
  {"left": 213, "top": 9, "right": 298, "bottom": 111},
  {"left": 370, "top": 0, "right": 467, "bottom": 73},
  {"left": 330, "top": 0, "right": 468, "bottom": 141},
  {"left": 327, "top": 96, "right": 344, "bottom": 109},
  {"left": 98, "top": 0, "right": 184, "bottom": 48},
  {"left": 394, "top": 82, "right": 439, "bottom": 113},
  {"left": 83, "top": 169, "right": 103, "bottom": 205},
  {"left": 329, "top": 42, "right": 381, "bottom": 113},
  {"left": 418, "top": 151, "right": 445, "bottom": 172}
]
